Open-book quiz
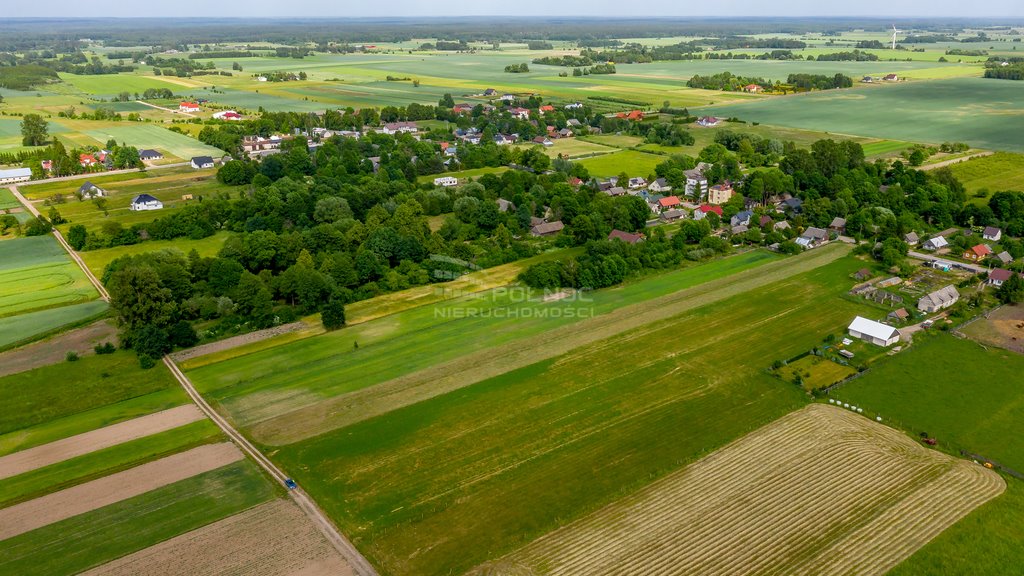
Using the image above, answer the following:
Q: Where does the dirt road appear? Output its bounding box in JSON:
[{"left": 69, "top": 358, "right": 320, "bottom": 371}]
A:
[
  {"left": 137, "top": 100, "right": 196, "bottom": 118},
  {"left": 918, "top": 151, "right": 994, "bottom": 171},
  {"left": 161, "top": 357, "right": 378, "bottom": 576}
]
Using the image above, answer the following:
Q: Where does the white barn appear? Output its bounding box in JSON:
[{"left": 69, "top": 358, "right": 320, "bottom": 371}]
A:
[
  {"left": 0, "top": 167, "right": 32, "bottom": 184},
  {"left": 847, "top": 316, "right": 901, "bottom": 347}
]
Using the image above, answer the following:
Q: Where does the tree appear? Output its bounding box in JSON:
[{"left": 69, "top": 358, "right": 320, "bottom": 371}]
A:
[
  {"left": 21, "top": 114, "right": 49, "bottom": 146},
  {"left": 107, "top": 266, "right": 176, "bottom": 335},
  {"left": 67, "top": 224, "right": 88, "bottom": 250},
  {"left": 321, "top": 297, "right": 346, "bottom": 329},
  {"left": 997, "top": 273, "right": 1024, "bottom": 304},
  {"left": 908, "top": 149, "right": 926, "bottom": 167},
  {"left": 133, "top": 325, "right": 171, "bottom": 358},
  {"left": 168, "top": 319, "right": 199, "bottom": 348},
  {"left": 217, "top": 160, "right": 255, "bottom": 185}
]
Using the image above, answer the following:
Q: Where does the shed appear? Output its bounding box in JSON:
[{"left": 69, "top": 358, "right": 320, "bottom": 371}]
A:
[{"left": 847, "top": 316, "right": 901, "bottom": 347}]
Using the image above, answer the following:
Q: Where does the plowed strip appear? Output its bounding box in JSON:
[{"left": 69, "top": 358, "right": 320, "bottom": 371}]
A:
[
  {"left": 0, "top": 443, "right": 242, "bottom": 540},
  {"left": 80, "top": 499, "right": 354, "bottom": 576},
  {"left": 473, "top": 405, "right": 1005, "bottom": 576},
  {"left": 0, "top": 405, "right": 204, "bottom": 480}
]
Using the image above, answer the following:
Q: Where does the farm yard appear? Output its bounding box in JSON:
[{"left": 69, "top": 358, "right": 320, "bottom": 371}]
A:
[{"left": 483, "top": 404, "right": 1003, "bottom": 576}]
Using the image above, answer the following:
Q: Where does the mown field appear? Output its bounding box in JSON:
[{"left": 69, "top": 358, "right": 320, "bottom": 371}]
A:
[
  {"left": 0, "top": 300, "right": 109, "bottom": 352},
  {"left": 698, "top": 78, "right": 1024, "bottom": 152},
  {"left": 0, "top": 236, "right": 99, "bottom": 318},
  {"left": 0, "top": 460, "right": 276, "bottom": 576},
  {"left": 577, "top": 149, "right": 668, "bottom": 179},
  {"left": 947, "top": 152, "right": 1024, "bottom": 204},
  {"left": 834, "top": 334, "right": 1024, "bottom": 574},
  {"left": 78, "top": 231, "right": 230, "bottom": 278},
  {"left": 268, "top": 252, "right": 875, "bottom": 574}
]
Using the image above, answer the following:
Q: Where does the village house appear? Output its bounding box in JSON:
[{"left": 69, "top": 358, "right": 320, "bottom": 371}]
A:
[
  {"left": 539, "top": 105, "right": 555, "bottom": 114},
  {"left": 242, "top": 135, "right": 284, "bottom": 155},
  {"left": 731, "top": 211, "right": 752, "bottom": 228},
  {"left": 996, "top": 251, "right": 1014, "bottom": 265},
  {"left": 434, "top": 176, "right": 459, "bottom": 187},
  {"left": 987, "top": 268, "right": 1021, "bottom": 287},
  {"left": 697, "top": 116, "right": 721, "bottom": 127},
  {"left": 212, "top": 110, "right": 242, "bottom": 120},
  {"left": 904, "top": 231, "right": 919, "bottom": 245},
  {"left": 829, "top": 217, "right": 846, "bottom": 234},
  {"left": 731, "top": 224, "right": 749, "bottom": 235},
  {"left": 0, "top": 167, "right": 31, "bottom": 184},
  {"left": 616, "top": 110, "right": 644, "bottom": 121},
  {"left": 191, "top": 156, "right": 215, "bottom": 169},
  {"left": 606, "top": 186, "right": 626, "bottom": 197},
  {"left": 608, "top": 229, "right": 644, "bottom": 244},
  {"left": 707, "top": 183, "right": 734, "bottom": 205},
  {"left": 658, "top": 196, "right": 682, "bottom": 211},
  {"left": 138, "top": 149, "right": 163, "bottom": 161},
  {"left": 982, "top": 226, "right": 1003, "bottom": 242},
  {"left": 694, "top": 204, "right": 723, "bottom": 221},
  {"left": 743, "top": 84, "right": 763, "bottom": 93},
  {"left": 531, "top": 221, "right": 564, "bottom": 237},
  {"left": 565, "top": 102, "right": 584, "bottom": 110},
  {"left": 758, "top": 215, "right": 773, "bottom": 228},
  {"left": 77, "top": 181, "right": 105, "bottom": 199},
  {"left": 628, "top": 177, "right": 648, "bottom": 189},
  {"left": 660, "top": 209, "right": 685, "bottom": 222},
  {"left": 779, "top": 197, "right": 803, "bottom": 214},
  {"left": 648, "top": 178, "right": 672, "bottom": 193},
  {"left": 963, "top": 244, "right": 992, "bottom": 261},
  {"left": 509, "top": 107, "right": 530, "bottom": 120},
  {"left": 453, "top": 103, "right": 475, "bottom": 114},
  {"left": 179, "top": 101, "right": 200, "bottom": 113},
  {"left": 883, "top": 73, "right": 899, "bottom": 81},
  {"left": 79, "top": 153, "right": 98, "bottom": 168},
  {"left": 129, "top": 193, "right": 163, "bottom": 211},
  {"left": 847, "top": 316, "right": 901, "bottom": 347},
  {"left": 773, "top": 220, "right": 791, "bottom": 232},
  {"left": 922, "top": 236, "right": 948, "bottom": 251},
  {"left": 887, "top": 308, "right": 910, "bottom": 322},
  {"left": 683, "top": 163, "right": 710, "bottom": 197},
  {"left": 377, "top": 121, "right": 418, "bottom": 135},
  {"left": 496, "top": 198, "right": 515, "bottom": 212},
  {"left": 917, "top": 285, "right": 959, "bottom": 313},
  {"left": 796, "top": 227, "right": 829, "bottom": 249}
]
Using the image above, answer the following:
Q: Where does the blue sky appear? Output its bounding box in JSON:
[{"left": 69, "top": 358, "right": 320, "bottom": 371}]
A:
[{"left": 8, "top": 0, "right": 1024, "bottom": 17}]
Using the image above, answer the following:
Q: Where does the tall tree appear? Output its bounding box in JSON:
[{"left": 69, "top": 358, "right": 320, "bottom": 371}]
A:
[{"left": 21, "top": 114, "right": 49, "bottom": 146}]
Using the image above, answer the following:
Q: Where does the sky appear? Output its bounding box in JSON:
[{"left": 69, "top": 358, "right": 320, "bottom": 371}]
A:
[{"left": 7, "top": 0, "right": 1024, "bottom": 18}]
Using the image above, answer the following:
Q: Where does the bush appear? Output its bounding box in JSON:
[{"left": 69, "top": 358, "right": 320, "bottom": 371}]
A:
[
  {"left": 168, "top": 320, "right": 199, "bottom": 348},
  {"left": 94, "top": 341, "right": 117, "bottom": 354},
  {"left": 65, "top": 351, "right": 79, "bottom": 362},
  {"left": 138, "top": 354, "right": 156, "bottom": 369},
  {"left": 321, "top": 298, "right": 347, "bottom": 329}
]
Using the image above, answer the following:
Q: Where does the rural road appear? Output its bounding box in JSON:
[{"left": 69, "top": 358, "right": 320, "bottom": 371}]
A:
[
  {"left": 907, "top": 250, "right": 989, "bottom": 274},
  {"left": 137, "top": 100, "right": 197, "bottom": 118},
  {"left": 162, "top": 357, "right": 379, "bottom": 576},
  {"left": 15, "top": 161, "right": 191, "bottom": 187},
  {"left": 918, "top": 151, "right": 994, "bottom": 171},
  {"left": 8, "top": 185, "right": 110, "bottom": 301}
]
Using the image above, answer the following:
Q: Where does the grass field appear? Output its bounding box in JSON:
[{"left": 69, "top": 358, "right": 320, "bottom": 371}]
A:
[
  {"left": 0, "top": 351, "right": 187, "bottom": 456},
  {"left": 0, "top": 188, "right": 21, "bottom": 210},
  {"left": 416, "top": 165, "right": 509, "bottom": 183},
  {"left": 833, "top": 334, "right": 1024, "bottom": 574},
  {"left": 0, "top": 236, "right": 99, "bottom": 318},
  {"left": 0, "top": 460, "right": 276, "bottom": 576},
  {"left": 487, "top": 404, "right": 1003, "bottom": 576},
  {"left": 779, "top": 354, "right": 857, "bottom": 391},
  {"left": 577, "top": 149, "right": 668, "bottom": 178},
  {"left": 862, "top": 139, "right": 915, "bottom": 157},
  {"left": 0, "top": 300, "right": 109, "bottom": 351},
  {"left": 525, "top": 138, "right": 616, "bottom": 159},
  {"left": 79, "top": 232, "right": 230, "bottom": 278},
  {"left": 698, "top": 78, "right": 1024, "bottom": 152},
  {"left": 947, "top": 152, "right": 1024, "bottom": 204},
  {"left": 267, "top": 253, "right": 876, "bottom": 574}
]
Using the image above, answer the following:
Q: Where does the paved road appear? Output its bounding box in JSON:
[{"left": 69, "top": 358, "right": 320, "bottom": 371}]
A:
[
  {"left": 8, "top": 185, "right": 110, "bottom": 301},
  {"left": 162, "top": 358, "right": 379, "bottom": 576}
]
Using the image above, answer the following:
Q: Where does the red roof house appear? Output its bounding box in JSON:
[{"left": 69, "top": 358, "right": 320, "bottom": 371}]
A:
[
  {"left": 963, "top": 244, "right": 992, "bottom": 261},
  {"left": 744, "top": 84, "right": 763, "bottom": 93},
  {"left": 79, "top": 153, "right": 97, "bottom": 167},
  {"left": 539, "top": 105, "right": 555, "bottom": 113},
  {"left": 658, "top": 195, "right": 681, "bottom": 209},
  {"left": 698, "top": 204, "right": 723, "bottom": 216},
  {"left": 608, "top": 229, "right": 644, "bottom": 244},
  {"left": 179, "top": 101, "right": 200, "bottom": 112},
  {"left": 616, "top": 110, "right": 645, "bottom": 121}
]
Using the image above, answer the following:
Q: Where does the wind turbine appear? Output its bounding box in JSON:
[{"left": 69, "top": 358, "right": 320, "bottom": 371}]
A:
[{"left": 890, "top": 25, "right": 902, "bottom": 50}]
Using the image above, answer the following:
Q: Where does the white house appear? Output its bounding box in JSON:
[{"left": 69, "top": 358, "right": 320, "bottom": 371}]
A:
[
  {"left": 848, "top": 316, "right": 901, "bottom": 347},
  {"left": 434, "top": 176, "right": 459, "bottom": 187},
  {"left": 983, "top": 226, "right": 1003, "bottom": 242},
  {"left": 190, "top": 156, "right": 215, "bottom": 169},
  {"left": 0, "top": 167, "right": 32, "bottom": 184},
  {"left": 684, "top": 163, "right": 710, "bottom": 198},
  {"left": 129, "top": 193, "right": 163, "bottom": 211},
  {"left": 77, "top": 181, "right": 106, "bottom": 199},
  {"left": 649, "top": 178, "right": 672, "bottom": 193},
  {"left": 179, "top": 101, "right": 200, "bottom": 113},
  {"left": 922, "top": 236, "right": 948, "bottom": 251},
  {"left": 138, "top": 149, "right": 164, "bottom": 161}
]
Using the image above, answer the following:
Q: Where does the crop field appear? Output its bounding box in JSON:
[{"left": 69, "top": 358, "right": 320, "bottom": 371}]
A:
[
  {"left": 0, "top": 188, "right": 21, "bottom": 210},
  {"left": 699, "top": 78, "right": 1024, "bottom": 152},
  {"left": 57, "top": 73, "right": 187, "bottom": 99},
  {"left": 0, "top": 460, "right": 276, "bottom": 576},
  {"left": 192, "top": 247, "right": 887, "bottom": 574},
  {"left": 947, "top": 152, "right": 1024, "bottom": 204},
  {"left": 832, "top": 334, "right": 1024, "bottom": 574},
  {"left": 861, "top": 139, "right": 915, "bottom": 157},
  {"left": 78, "top": 231, "right": 230, "bottom": 278},
  {"left": 577, "top": 149, "right": 668, "bottom": 178},
  {"left": 483, "top": 404, "right": 1003, "bottom": 576},
  {"left": 0, "top": 236, "right": 99, "bottom": 318},
  {"left": 78, "top": 124, "right": 226, "bottom": 160},
  {"left": 0, "top": 300, "right": 109, "bottom": 351},
  {"left": 20, "top": 166, "right": 197, "bottom": 199}
]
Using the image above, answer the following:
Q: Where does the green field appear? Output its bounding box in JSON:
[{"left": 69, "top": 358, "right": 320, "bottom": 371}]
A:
[
  {"left": 0, "top": 300, "right": 109, "bottom": 351},
  {"left": 699, "top": 78, "right": 1024, "bottom": 152},
  {"left": 416, "top": 165, "right": 509, "bottom": 183},
  {"left": 58, "top": 72, "right": 186, "bottom": 98},
  {"left": 0, "top": 351, "right": 186, "bottom": 455},
  {"left": 948, "top": 152, "right": 1024, "bottom": 204},
  {"left": 835, "top": 334, "right": 1024, "bottom": 575},
  {"left": 577, "top": 149, "right": 668, "bottom": 179},
  {"left": 0, "top": 188, "right": 21, "bottom": 210},
  {"left": 0, "top": 236, "right": 99, "bottom": 318},
  {"left": 79, "top": 231, "right": 230, "bottom": 278},
  {"left": 861, "top": 139, "right": 914, "bottom": 157},
  {"left": 527, "top": 138, "right": 616, "bottom": 159},
  {"left": 79, "top": 124, "right": 226, "bottom": 160},
  {"left": 268, "top": 252, "right": 875, "bottom": 574},
  {"left": 0, "top": 460, "right": 276, "bottom": 576}
]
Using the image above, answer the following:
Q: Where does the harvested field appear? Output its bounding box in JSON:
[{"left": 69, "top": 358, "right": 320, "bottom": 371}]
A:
[
  {"left": 81, "top": 499, "right": 354, "bottom": 576},
  {"left": 0, "top": 442, "right": 241, "bottom": 539},
  {"left": 481, "top": 405, "right": 1004, "bottom": 576},
  {"left": 0, "top": 404, "right": 204, "bottom": 480},
  {"left": 250, "top": 244, "right": 850, "bottom": 445},
  {"left": 962, "top": 305, "right": 1024, "bottom": 354},
  {"left": 0, "top": 319, "right": 117, "bottom": 378}
]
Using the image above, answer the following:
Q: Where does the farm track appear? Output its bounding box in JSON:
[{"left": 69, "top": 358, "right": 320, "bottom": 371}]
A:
[
  {"left": 0, "top": 404, "right": 204, "bottom": 480},
  {"left": 161, "top": 357, "right": 378, "bottom": 576},
  {"left": 0, "top": 442, "right": 242, "bottom": 540},
  {"left": 80, "top": 499, "right": 354, "bottom": 576},
  {"left": 918, "top": 151, "right": 994, "bottom": 171},
  {"left": 249, "top": 244, "right": 851, "bottom": 445},
  {"left": 476, "top": 405, "right": 1004, "bottom": 576}
]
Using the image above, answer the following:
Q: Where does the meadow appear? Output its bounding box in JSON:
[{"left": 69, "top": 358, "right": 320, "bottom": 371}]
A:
[
  {"left": 947, "top": 152, "right": 1024, "bottom": 204},
  {"left": 699, "top": 78, "right": 1024, "bottom": 152},
  {"left": 79, "top": 231, "right": 230, "bottom": 278},
  {"left": 834, "top": 334, "right": 1024, "bottom": 574},
  {"left": 0, "top": 300, "right": 109, "bottom": 351},
  {"left": 577, "top": 149, "right": 668, "bottom": 179},
  {"left": 270, "top": 253, "right": 876, "bottom": 575},
  {"left": 0, "top": 460, "right": 276, "bottom": 576},
  {"left": 0, "top": 236, "right": 99, "bottom": 318}
]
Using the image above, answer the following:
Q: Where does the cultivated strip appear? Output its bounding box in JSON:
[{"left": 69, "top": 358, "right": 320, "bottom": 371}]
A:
[
  {"left": 0, "top": 404, "right": 204, "bottom": 480},
  {"left": 252, "top": 244, "right": 850, "bottom": 445},
  {"left": 0, "top": 442, "right": 242, "bottom": 540},
  {"left": 471, "top": 405, "right": 1005, "bottom": 576},
  {"left": 80, "top": 499, "right": 354, "bottom": 576}
]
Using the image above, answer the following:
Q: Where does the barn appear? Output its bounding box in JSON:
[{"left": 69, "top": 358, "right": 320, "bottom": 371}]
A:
[{"left": 847, "top": 316, "right": 901, "bottom": 347}]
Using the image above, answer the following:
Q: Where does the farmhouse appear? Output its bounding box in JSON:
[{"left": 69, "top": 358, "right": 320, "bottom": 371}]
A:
[
  {"left": 179, "top": 101, "right": 200, "bottom": 112},
  {"left": 434, "top": 176, "right": 459, "bottom": 187},
  {"left": 848, "top": 316, "right": 901, "bottom": 347},
  {"left": 694, "top": 204, "right": 723, "bottom": 220},
  {"left": 730, "top": 210, "right": 752, "bottom": 227},
  {"left": 982, "top": 226, "right": 1002, "bottom": 242},
  {"left": 743, "top": 84, "right": 763, "bottom": 93},
  {"left": 648, "top": 178, "right": 672, "bottom": 193},
  {"left": 138, "top": 149, "right": 163, "bottom": 161},
  {"left": 883, "top": 74, "right": 899, "bottom": 81},
  {"left": 904, "top": 231, "right": 919, "bottom": 245},
  {"left": 660, "top": 209, "right": 685, "bottom": 222},
  {"left": 917, "top": 285, "right": 959, "bottom": 313},
  {"left": 608, "top": 229, "right": 644, "bottom": 244},
  {"left": 707, "top": 183, "right": 734, "bottom": 205},
  {"left": 378, "top": 121, "right": 419, "bottom": 135},
  {"left": 796, "top": 227, "right": 829, "bottom": 248},
  {"left": 697, "top": 116, "right": 720, "bottom": 127},
  {"left": 922, "top": 236, "right": 948, "bottom": 251},
  {"left": 829, "top": 217, "right": 846, "bottom": 234},
  {"left": 129, "top": 193, "right": 163, "bottom": 211},
  {"left": 79, "top": 153, "right": 98, "bottom": 167},
  {"left": 0, "top": 167, "right": 31, "bottom": 184},
  {"left": 77, "top": 181, "right": 105, "bottom": 199},
  {"left": 212, "top": 110, "right": 242, "bottom": 120},
  {"left": 987, "top": 268, "right": 1022, "bottom": 287},
  {"left": 530, "top": 220, "right": 564, "bottom": 237},
  {"left": 190, "top": 156, "right": 215, "bottom": 169},
  {"left": 963, "top": 244, "right": 992, "bottom": 261},
  {"left": 657, "top": 196, "right": 681, "bottom": 211},
  {"left": 616, "top": 110, "right": 645, "bottom": 121}
]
